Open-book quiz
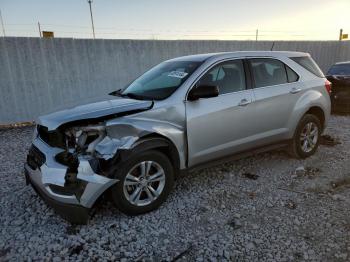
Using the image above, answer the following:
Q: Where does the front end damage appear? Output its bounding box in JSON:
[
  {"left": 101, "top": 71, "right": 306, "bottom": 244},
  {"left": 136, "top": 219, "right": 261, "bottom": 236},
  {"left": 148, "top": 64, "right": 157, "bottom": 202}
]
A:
[
  {"left": 24, "top": 98, "right": 157, "bottom": 223},
  {"left": 24, "top": 98, "right": 186, "bottom": 223},
  {"left": 25, "top": 124, "right": 124, "bottom": 224}
]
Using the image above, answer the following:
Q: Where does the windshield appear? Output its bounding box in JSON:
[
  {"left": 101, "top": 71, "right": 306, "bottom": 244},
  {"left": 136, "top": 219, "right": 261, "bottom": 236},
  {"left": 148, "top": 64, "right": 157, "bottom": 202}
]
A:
[
  {"left": 327, "top": 64, "right": 350, "bottom": 76},
  {"left": 121, "top": 60, "right": 202, "bottom": 100}
]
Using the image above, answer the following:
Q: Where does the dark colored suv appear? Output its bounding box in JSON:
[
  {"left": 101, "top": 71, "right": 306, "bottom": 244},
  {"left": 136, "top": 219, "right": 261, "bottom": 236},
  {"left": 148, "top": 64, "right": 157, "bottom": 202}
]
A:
[{"left": 326, "top": 61, "right": 350, "bottom": 113}]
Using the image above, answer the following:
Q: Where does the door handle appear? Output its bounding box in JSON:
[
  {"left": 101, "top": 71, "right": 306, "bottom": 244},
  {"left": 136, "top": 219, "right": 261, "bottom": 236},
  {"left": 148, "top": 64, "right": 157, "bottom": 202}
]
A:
[
  {"left": 290, "top": 87, "right": 302, "bottom": 94},
  {"left": 238, "top": 98, "right": 251, "bottom": 106}
]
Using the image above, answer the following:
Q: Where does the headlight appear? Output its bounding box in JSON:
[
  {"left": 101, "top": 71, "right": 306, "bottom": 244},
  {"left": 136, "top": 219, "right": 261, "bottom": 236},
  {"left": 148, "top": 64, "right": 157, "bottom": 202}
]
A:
[{"left": 65, "top": 125, "right": 106, "bottom": 153}]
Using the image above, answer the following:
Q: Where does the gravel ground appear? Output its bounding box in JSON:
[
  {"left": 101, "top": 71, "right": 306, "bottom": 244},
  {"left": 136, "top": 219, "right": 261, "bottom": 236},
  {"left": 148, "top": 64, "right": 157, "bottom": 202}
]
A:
[{"left": 1, "top": 115, "right": 350, "bottom": 261}]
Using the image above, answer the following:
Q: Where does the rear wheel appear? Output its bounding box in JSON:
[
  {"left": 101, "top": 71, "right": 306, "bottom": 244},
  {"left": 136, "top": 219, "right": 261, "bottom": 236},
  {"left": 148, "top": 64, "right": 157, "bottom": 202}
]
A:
[
  {"left": 110, "top": 150, "right": 174, "bottom": 215},
  {"left": 289, "top": 114, "right": 321, "bottom": 159}
]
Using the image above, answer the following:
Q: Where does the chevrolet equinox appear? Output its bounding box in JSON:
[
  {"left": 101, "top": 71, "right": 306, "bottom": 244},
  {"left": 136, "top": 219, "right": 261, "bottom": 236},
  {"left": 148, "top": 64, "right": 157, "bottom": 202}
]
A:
[{"left": 24, "top": 51, "right": 331, "bottom": 223}]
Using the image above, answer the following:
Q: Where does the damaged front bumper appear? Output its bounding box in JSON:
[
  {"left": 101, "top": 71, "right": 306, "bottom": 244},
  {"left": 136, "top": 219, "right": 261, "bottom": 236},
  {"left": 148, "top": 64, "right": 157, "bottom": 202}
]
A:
[{"left": 24, "top": 136, "right": 118, "bottom": 224}]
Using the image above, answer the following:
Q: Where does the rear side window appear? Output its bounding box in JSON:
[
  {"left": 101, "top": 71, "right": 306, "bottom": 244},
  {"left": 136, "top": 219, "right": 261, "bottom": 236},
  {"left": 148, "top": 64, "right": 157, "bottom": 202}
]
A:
[
  {"left": 250, "top": 58, "right": 288, "bottom": 88},
  {"left": 290, "top": 56, "right": 324, "bottom": 77},
  {"left": 286, "top": 66, "right": 299, "bottom": 82}
]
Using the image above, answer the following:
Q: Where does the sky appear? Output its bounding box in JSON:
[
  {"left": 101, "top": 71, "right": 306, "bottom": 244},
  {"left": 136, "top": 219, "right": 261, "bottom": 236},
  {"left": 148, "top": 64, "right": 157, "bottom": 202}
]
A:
[{"left": 0, "top": 0, "right": 350, "bottom": 41}]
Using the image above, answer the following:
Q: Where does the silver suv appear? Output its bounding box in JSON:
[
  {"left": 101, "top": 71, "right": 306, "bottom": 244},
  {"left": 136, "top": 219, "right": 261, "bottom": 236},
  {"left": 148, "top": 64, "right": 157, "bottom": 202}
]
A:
[{"left": 24, "top": 51, "right": 331, "bottom": 223}]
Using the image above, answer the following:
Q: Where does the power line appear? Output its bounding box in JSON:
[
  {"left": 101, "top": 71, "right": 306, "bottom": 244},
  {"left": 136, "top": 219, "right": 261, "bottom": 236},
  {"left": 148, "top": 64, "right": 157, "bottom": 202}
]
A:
[
  {"left": 0, "top": 22, "right": 345, "bottom": 37},
  {"left": 0, "top": 22, "right": 343, "bottom": 41},
  {"left": 1, "top": 23, "right": 325, "bottom": 34}
]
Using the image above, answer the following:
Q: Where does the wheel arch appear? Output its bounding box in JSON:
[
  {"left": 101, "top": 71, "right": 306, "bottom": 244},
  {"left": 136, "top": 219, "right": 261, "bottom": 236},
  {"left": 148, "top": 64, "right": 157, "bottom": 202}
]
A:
[
  {"left": 289, "top": 89, "right": 330, "bottom": 137},
  {"left": 304, "top": 106, "right": 326, "bottom": 130},
  {"left": 120, "top": 133, "right": 181, "bottom": 177}
]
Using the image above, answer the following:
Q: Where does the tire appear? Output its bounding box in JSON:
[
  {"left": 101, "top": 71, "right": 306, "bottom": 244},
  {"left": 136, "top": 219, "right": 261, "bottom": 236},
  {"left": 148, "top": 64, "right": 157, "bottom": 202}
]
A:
[
  {"left": 288, "top": 114, "right": 322, "bottom": 159},
  {"left": 109, "top": 150, "right": 174, "bottom": 215}
]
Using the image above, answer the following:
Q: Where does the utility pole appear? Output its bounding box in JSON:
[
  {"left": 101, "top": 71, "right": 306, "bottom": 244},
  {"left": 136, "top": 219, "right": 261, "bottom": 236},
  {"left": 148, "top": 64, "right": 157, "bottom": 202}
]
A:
[
  {"left": 255, "top": 29, "right": 258, "bottom": 41},
  {"left": 87, "top": 0, "right": 95, "bottom": 39},
  {"left": 339, "top": 28, "right": 343, "bottom": 41},
  {"left": 38, "top": 22, "right": 42, "bottom": 38},
  {"left": 0, "top": 8, "right": 6, "bottom": 37}
]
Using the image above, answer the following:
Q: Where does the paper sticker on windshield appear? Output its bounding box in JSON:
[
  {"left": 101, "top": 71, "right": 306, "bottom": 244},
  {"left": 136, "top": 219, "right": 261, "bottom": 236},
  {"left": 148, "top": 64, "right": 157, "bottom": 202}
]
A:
[{"left": 168, "top": 71, "right": 188, "bottom": 79}]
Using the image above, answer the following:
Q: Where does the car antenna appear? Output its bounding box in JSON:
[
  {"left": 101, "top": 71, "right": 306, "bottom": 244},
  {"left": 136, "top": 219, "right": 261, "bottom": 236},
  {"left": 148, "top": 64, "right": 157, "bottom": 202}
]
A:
[{"left": 270, "top": 42, "right": 275, "bottom": 51}]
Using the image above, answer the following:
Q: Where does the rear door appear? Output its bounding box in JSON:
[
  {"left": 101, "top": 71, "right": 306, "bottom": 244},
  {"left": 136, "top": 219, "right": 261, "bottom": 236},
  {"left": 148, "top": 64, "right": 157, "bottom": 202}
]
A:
[
  {"left": 248, "top": 58, "right": 302, "bottom": 143},
  {"left": 186, "top": 59, "right": 257, "bottom": 166}
]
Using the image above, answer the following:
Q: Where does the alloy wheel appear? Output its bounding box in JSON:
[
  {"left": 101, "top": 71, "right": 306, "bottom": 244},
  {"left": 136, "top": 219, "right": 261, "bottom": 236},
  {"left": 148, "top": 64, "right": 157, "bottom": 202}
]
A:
[
  {"left": 300, "top": 122, "right": 319, "bottom": 153},
  {"left": 123, "top": 161, "right": 166, "bottom": 206}
]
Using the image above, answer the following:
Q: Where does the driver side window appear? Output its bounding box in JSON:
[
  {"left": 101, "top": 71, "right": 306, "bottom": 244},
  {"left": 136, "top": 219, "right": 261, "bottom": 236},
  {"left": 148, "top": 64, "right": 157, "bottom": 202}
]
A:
[{"left": 197, "top": 60, "right": 246, "bottom": 95}]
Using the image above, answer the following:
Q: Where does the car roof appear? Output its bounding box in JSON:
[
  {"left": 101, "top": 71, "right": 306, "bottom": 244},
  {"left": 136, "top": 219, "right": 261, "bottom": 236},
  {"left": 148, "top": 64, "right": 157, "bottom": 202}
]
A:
[
  {"left": 167, "top": 51, "right": 309, "bottom": 62},
  {"left": 334, "top": 61, "right": 350, "bottom": 66}
]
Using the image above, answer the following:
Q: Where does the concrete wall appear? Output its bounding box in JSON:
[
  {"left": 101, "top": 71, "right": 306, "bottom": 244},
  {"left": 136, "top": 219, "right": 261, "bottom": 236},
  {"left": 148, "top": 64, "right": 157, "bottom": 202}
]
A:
[{"left": 1, "top": 37, "right": 349, "bottom": 124}]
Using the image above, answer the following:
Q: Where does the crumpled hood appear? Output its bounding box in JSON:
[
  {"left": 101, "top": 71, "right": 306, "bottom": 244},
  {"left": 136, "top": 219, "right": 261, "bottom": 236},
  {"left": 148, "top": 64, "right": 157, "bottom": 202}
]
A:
[{"left": 37, "top": 96, "right": 153, "bottom": 130}]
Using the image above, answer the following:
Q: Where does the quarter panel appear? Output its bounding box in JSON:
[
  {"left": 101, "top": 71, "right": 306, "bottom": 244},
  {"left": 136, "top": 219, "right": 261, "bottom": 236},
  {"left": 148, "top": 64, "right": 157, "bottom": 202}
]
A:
[{"left": 285, "top": 80, "right": 331, "bottom": 138}]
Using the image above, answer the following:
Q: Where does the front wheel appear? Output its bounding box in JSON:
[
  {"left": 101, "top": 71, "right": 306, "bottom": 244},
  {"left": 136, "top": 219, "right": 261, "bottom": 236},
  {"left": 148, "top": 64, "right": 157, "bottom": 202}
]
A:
[
  {"left": 289, "top": 114, "right": 321, "bottom": 159},
  {"left": 110, "top": 150, "right": 174, "bottom": 215}
]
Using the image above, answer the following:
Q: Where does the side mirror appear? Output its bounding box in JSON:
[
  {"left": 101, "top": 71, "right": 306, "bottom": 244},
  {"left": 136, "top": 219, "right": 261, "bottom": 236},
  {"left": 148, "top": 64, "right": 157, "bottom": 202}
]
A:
[{"left": 188, "top": 85, "right": 219, "bottom": 101}]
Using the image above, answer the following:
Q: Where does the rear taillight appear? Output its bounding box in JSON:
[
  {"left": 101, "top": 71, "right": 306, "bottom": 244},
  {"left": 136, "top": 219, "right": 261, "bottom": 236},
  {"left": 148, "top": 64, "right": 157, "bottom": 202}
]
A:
[{"left": 325, "top": 79, "right": 332, "bottom": 94}]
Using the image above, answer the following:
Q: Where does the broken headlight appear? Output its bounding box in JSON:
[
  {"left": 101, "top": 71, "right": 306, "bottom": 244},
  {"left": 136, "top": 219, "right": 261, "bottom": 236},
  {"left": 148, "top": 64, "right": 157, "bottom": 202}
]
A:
[{"left": 65, "top": 125, "right": 106, "bottom": 154}]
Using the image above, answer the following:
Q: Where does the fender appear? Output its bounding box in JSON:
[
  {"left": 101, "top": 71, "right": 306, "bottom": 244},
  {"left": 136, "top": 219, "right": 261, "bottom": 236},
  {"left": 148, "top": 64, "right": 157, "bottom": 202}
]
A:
[{"left": 94, "top": 116, "right": 186, "bottom": 170}]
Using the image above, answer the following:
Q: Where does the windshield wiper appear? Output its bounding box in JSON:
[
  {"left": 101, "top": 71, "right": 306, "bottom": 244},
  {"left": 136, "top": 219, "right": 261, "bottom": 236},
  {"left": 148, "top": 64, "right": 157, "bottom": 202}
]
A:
[
  {"left": 108, "top": 89, "right": 122, "bottom": 96},
  {"left": 121, "top": 92, "right": 151, "bottom": 101},
  {"left": 109, "top": 89, "right": 152, "bottom": 101}
]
